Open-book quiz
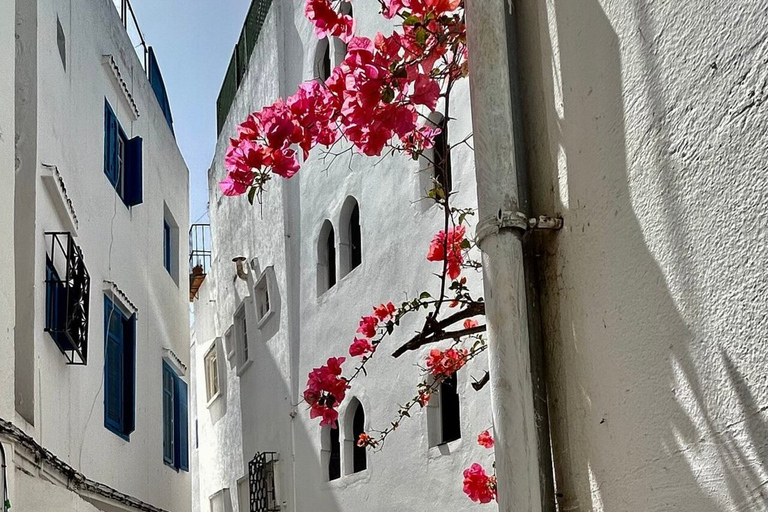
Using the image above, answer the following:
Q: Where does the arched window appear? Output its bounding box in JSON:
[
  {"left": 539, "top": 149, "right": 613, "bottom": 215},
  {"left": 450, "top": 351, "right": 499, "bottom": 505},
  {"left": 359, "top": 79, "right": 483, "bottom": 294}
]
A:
[
  {"left": 432, "top": 116, "right": 452, "bottom": 194},
  {"left": 321, "top": 423, "right": 341, "bottom": 481},
  {"left": 332, "top": 2, "right": 353, "bottom": 64},
  {"left": 344, "top": 398, "right": 367, "bottom": 474},
  {"left": 339, "top": 197, "right": 361, "bottom": 277},
  {"left": 315, "top": 38, "right": 331, "bottom": 80},
  {"left": 317, "top": 220, "right": 336, "bottom": 295},
  {"left": 330, "top": 426, "right": 341, "bottom": 480},
  {"left": 427, "top": 373, "right": 461, "bottom": 446}
]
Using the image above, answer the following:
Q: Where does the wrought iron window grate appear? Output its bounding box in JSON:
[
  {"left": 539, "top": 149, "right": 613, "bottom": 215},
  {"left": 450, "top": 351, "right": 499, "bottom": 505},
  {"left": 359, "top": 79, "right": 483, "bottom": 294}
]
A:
[
  {"left": 45, "top": 232, "right": 90, "bottom": 364},
  {"left": 249, "top": 451, "right": 279, "bottom": 512}
]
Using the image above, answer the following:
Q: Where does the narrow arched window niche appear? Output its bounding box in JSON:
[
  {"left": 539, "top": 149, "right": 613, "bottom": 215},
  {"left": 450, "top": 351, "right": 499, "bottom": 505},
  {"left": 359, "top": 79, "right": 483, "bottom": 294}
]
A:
[
  {"left": 420, "top": 112, "right": 452, "bottom": 199},
  {"left": 344, "top": 398, "right": 367, "bottom": 475},
  {"left": 317, "top": 220, "right": 337, "bottom": 296},
  {"left": 314, "top": 37, "right": 332, "bottom": 81},
  {"left": 427, "top": 373, "right": 462, "bottom": 447},
  {"left": 321, "top": 424, "right": 341, "bottom": 481},
  {"left": 339, "top": 196, "right": 362, "bottom": 278}
]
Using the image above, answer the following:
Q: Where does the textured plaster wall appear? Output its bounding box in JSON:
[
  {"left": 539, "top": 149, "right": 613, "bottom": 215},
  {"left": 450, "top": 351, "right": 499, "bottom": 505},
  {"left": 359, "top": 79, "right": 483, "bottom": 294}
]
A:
[
  {"left": 194, "top": 1, "right": 496, "bottom": 511},
  {"left": 10, "top": 0, "right": 191, "bottom": 509},
  {"left": 516, "top": 0, "right": 768, "bottom": 510},
  {"left": 13, "top": 470, "right": 102, "bottom": 512},
  {"left": 0, "top": 0, "right": 16, "bottom": 419}
]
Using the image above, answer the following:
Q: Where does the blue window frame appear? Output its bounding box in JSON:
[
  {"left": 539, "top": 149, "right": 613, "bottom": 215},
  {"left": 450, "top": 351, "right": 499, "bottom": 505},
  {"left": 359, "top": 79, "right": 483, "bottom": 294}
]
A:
[
  {"left": 104, "top": 295, "right": 136, "bottom": 439},
  {"left": 163, "top": 221, "right": 172, "bottom": 273},
  {"left": 104, "top": 99, "right": 143, "bottom": 207},
  {"left": 163, "top": 361, "right": 188, "bottom": 471}
]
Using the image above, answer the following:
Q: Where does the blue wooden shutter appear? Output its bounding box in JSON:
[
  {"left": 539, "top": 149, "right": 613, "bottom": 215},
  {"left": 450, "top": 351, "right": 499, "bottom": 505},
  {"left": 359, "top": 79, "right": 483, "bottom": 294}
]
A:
[
  {"left": 104, "top": 296, "right": 124, "bottom": 433},
  {"left": 162, "top": 362, "right": 175, "bottom": 464},
  {"left": 124, "top": 136, "right": 143, "bottom": 206},
  {"left": 104, "top": 101, "right": 119, "bottom": 187},
  {"left": 123, "top": 313, "right": 137, "bottom": 435},
  {"left": 174, "top": 376, "right": 189, "bottom": 471}
]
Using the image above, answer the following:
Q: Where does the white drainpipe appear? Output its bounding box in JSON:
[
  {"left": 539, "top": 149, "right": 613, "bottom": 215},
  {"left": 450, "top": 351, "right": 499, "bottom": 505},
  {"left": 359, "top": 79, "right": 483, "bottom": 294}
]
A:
[{"left": 465, "top": 0, "right": 556, "bottom": 510}]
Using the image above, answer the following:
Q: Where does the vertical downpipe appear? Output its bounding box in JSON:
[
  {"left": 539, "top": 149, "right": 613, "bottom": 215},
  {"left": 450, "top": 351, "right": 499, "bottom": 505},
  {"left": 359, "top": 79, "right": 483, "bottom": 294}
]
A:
[{"left": 465, "top": 0, "right": 554, "bottom": 511}]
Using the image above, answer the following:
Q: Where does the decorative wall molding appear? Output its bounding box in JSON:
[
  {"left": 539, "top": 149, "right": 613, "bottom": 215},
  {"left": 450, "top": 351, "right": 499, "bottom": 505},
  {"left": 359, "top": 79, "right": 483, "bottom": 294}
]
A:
[
  {"left": 102, "top": 54, "right": 140, "bottom": 119},
  {"left": 163, "top": 348, "right": 188, "bottom": 376},
  {"left": 40, "top": 163, "right": 78, "bottom": 234},
  {"left": 103, "top": 280, "right": 139, "bottom": 317}
]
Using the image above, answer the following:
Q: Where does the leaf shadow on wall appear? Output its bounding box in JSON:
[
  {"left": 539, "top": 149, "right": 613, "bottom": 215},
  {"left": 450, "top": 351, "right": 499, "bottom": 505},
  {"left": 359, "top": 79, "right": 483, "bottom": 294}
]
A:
[{"left": 515, "top": 0, "right": 768, "bottom": 509}]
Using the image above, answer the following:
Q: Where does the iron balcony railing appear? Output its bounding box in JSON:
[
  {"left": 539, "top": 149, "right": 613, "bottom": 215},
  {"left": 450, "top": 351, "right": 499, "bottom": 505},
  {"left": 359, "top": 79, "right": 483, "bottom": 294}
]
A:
[
  {"left": 44, "top": 232, "right": 91, "bottom": 365},
  {"left": 249, "top": 452, "right": 280, "bottom": 512},
  {"left": 189, "top": 224, "right": 211, "bottom": 301}
]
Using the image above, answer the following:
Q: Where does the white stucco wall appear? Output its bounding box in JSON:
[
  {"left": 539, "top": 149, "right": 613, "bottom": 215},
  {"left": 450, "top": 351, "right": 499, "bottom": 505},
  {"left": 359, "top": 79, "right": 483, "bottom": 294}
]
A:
[
  {"left": 517, "top": 0, "right": 768, "bottom": 510},
  {"left": 0, "top": 0, "right": 16, "bottom": 420},
  {"left": 8, "top": 0, "right": 191, "bottom": 510},
  {"left": 193, "top": 1, "right": 496, "bottom": 512}
]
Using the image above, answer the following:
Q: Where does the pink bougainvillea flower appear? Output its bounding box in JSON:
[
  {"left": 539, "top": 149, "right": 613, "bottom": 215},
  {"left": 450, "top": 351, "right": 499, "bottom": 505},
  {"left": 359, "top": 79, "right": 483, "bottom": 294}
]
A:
[
  {"left": 357, "top": 432, "right": 372, "bottom": 447},
  {"left": 463, "top": 463, "right": 497, "bottom": 503},
  {"left": 349, "top": 337, "right": 375, "bottom": 357},
  {"left": 463, "top": 318, "right": 478, "bottom": 329},
  {"left": 427, "top": 225, "right": 466, "bottom": 280},
  {"left": 356, "top": 315, "right": 379, "bottom": 338},
  {"left": 411, "top": 74, "right": 441, "bottom": 110},
  {"left": 304, "top": 357, "right": 349, "bottom": 428},
  {"left": 373, "top": 302, "right": 396, "bottom": 322},
  {"left": 477, "top": 430, "right": 494, "bottom": 449},
  {"left": 218, "top": 175, "right": 251, "bottom": 197},
  {"left": 305, "top": 0, "right": 356, "bottom": 43},
  {"left": 425, "top": 347, "right": 468, "bottom": 378}
]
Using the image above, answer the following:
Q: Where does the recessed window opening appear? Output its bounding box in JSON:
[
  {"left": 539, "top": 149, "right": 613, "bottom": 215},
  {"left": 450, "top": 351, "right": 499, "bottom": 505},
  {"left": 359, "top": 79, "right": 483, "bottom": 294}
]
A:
[
  {"left": 315, "top": 38, "right": 332, "bottom": 81},
  {"left": 440, "top": 373, "right": 461, "bottom": 443},
  {"left": 317, "top": 220, "right": 336, "bottom": 295},
  {"left": 204, "top": 343, "right": 220, "bottom": 402},
  {"left": 343, "top": 399, "right": 366, "bottom": 474},
  {"left": 163, "top": 204, "right": 180, "bottom": 283},
  {"left": 349, "top": 205, "right": 361, "bottom": 269},
  {"left": 235, "top": 304, "right": 249, "bottom": 369},
  {"left": 433, "top": 116, "right": 452, "bottom": 194},
  {"left": 255, "top": 273, "right": 271, "bottom": 322},
  {"left": 56, "top": 16, "right": 66, "bottom": 70},
  {"left": 329, "top": 426, "right": 341, "bottom": 480},
  {"left": 339, "top": 197, "right": 362, "bottom": 277}
]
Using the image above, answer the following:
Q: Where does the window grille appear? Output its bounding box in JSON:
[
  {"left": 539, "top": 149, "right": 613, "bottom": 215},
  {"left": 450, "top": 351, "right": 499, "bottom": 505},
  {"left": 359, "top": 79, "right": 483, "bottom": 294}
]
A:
[
  {"left": 249, "top": 452, "right": 279, "bottom": 512},
  {"left": 44, "top": 232, "right": 90, "bottom": 365}
]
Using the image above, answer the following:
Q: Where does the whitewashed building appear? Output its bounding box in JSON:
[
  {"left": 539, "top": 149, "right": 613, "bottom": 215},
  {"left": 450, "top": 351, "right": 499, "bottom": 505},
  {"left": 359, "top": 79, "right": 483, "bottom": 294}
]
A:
[
  {"left": 1, "top": 0, "right": 191, "bottom": 511},
  {"left": 190, "top": 1, "right": 495, "bottom": 512},
  {"left": 194, "top": 0, "right": 768, "bottom": 512}
]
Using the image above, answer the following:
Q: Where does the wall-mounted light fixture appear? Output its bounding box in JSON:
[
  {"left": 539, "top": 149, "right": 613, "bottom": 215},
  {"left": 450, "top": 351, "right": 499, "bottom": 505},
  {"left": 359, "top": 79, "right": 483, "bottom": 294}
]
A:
[{"left": 232, "top": 256, "right": 248, "bottom": 281}]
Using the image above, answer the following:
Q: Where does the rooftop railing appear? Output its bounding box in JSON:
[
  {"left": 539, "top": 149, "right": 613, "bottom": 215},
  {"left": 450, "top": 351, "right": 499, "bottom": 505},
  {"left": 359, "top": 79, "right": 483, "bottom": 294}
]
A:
[
  {"left": 112, "top": 0, "right": 149, "bottom": 71},
  {"left": 216, "top": 0, "right": 274, "bottom": 135}
]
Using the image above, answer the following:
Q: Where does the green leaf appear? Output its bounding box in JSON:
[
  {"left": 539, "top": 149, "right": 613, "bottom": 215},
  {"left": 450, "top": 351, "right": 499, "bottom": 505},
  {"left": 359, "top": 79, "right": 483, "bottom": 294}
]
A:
[
  {"left": 247, "top": 187, "right": 256, "bottom": 205},
  {"left": 402, "top": 14, "right": 420, "bottom": 26},
  {"left": 415, "top": 28, "right": 428, "bottom": 46},
  {"left": 419, "top": 291, "right": 432, "bottom": 300},
  {"left": 381, "top": 87, "right": 395, "bottom": 104}
]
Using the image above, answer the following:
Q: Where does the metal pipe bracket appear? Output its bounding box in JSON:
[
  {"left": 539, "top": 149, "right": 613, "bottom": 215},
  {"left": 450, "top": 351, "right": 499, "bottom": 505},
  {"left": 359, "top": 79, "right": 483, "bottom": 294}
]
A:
[{"left": 476, "top": 210, "right": 563, "bottom": 247}]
